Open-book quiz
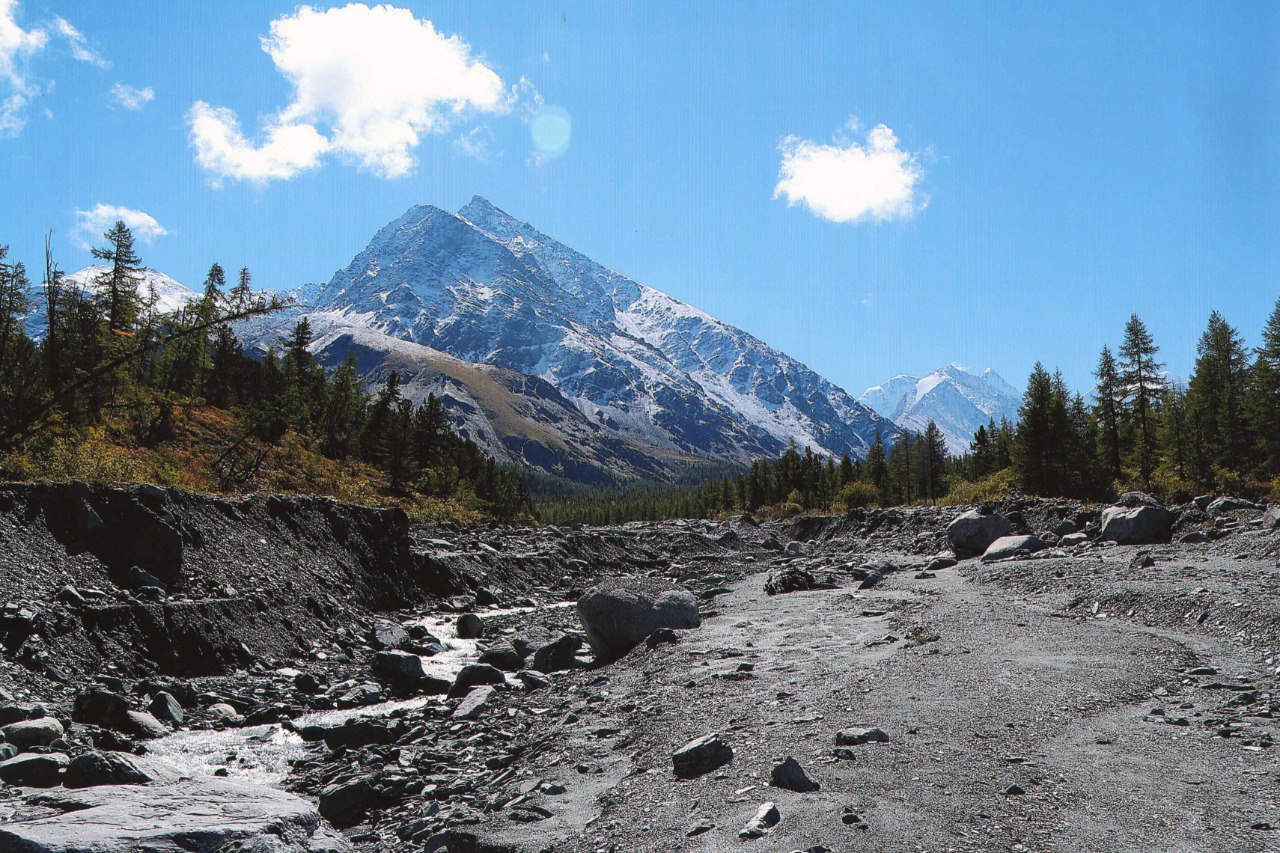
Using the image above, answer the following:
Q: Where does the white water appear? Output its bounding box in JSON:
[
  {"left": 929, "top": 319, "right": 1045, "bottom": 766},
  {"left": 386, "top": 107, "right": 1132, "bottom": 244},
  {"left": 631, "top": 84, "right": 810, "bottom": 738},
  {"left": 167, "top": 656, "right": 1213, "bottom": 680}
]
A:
[{"left": 145, "top": 602, "right": 574, "bottom": 785}]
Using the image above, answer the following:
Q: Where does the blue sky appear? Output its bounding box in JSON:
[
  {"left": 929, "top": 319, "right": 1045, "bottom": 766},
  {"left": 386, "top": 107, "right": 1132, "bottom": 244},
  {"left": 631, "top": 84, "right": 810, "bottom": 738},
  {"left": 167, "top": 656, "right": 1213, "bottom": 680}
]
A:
[{"left": 1, "top": 1, "right": 1276, "bottom": 395}]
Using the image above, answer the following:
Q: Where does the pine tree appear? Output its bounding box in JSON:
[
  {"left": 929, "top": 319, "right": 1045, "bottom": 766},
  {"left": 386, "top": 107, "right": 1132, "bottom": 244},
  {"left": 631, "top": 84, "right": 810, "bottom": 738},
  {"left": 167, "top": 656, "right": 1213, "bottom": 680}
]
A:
[
  {"left": 1093, "top": 344, "right": 1124, "bottom": 484},
  {"left": 1015, "top": 362, "right": 1057, "bottom": 494},
  {"left": 230, "top": 267, "right": 253, "bottom": 310},
  {"left": 91, "top": 220, "right": 144, "bottom": 332},
  {"left": 866, "top": 431, "right": 888, "bottom": 503},
  {"left": 920, "top": 420, "right": 948, "bottom": 503},
  {"left": 1247, "top": 296, "right": 1280, "bottom": 477},
  {"left": 1185, "top": 310, "right": 1250, "bottom": 485},
  {"left": 1118, "top": 314, "right": 1164, "bottom": 489}
]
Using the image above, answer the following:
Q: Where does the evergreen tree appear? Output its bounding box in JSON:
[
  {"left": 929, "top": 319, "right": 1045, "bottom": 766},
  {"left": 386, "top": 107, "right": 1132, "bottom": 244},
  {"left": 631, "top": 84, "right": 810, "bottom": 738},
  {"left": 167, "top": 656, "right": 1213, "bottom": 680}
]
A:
[
  {"left": 91, "top": 220, "right": 144, "bottom": 332},
  {"left": 920, "top": 420, "right": 948, "bottom": 503},
  {"left": 1247, "top": 296, "right": 1280, "bottom": 477},
  {"left": 1118, "top": 314, "right": 1164, "bottom": 489},
  {"left": 1092, "top": 344, "right": 1124, "bottom": 484},
  {"left": 1184, "top": 310, "right": 1249, "bottom": 484}
]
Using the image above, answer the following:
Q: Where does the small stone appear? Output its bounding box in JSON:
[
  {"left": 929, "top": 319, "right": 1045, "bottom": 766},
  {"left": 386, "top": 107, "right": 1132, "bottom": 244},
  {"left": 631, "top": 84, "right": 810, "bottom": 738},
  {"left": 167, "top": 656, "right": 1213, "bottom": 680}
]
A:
[
  {"left": 673, "top": 733, "right": 733, "bottom": 779},
  {"left": 834, "top": 727, "right": 889, "bottom": 746},
  {"left": 1002, "top": 784, "right": 1026, "bottom": 796},
  {"left": 770, "top": 756, "right": 819, "bottom": 792},
  {"left": 739, "top": 802, "right": 780, "bottom": 839}
]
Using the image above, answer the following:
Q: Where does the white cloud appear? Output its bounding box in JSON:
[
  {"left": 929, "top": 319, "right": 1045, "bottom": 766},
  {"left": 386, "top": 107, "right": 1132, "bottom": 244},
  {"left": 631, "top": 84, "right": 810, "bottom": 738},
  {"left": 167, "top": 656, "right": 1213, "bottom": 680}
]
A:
[
  {"left": 0, "top": 0, "right": 48, "bottom": 136},
  {"left": 51, "top": 16, "right": 107, "bottom": 68},
  {"left": 110, "top": 81, "right": 153, "bottom": 110},
  {"left": 74, "top": 203, "right": 169, "bottom": 248},
  {"left": 189, "top": 3, "right": 513, "bottom": 183},
  {"left": 188, "top": 101, "right": 329, "bottom": 185},
  {"left": 774, "top": 120, "right": 925, "bottom": 224}
]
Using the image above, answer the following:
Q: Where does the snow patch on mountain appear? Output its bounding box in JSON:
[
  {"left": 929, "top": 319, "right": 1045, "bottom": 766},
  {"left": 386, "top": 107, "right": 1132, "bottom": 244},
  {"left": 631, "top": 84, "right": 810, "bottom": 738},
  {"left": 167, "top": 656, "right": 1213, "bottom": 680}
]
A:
[{"left": 859, "top": 364, "right": 1021, "bottom": 455}]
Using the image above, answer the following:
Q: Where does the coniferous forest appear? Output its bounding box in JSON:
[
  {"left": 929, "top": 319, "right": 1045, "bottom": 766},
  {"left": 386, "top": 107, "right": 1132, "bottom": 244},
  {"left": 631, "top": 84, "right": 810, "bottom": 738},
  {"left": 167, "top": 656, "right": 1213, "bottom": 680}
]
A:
[
  {"left": 0, "top": 223, "right": 533, "bottom": 521},
  {"left": 3, "top": 222, "right": 1278, "bottom": 527}
]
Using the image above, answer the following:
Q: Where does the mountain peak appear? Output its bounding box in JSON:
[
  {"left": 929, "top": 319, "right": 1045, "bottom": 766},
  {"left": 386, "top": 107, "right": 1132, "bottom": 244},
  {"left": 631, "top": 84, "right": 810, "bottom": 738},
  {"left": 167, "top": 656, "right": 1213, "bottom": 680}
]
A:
[{"left": 458, "top": 195, "right": 518, "bottom": 230}]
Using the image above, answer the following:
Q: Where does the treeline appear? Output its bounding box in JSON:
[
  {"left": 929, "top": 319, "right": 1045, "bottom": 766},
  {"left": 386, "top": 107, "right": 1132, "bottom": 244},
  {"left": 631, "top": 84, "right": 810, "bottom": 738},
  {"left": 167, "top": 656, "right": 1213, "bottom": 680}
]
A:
[
  {"left": 0, "top": 222, "right": 532, "bottom": 519},
  {"left": 544, "top": 302, "right": 1280, "bottom": 525}
]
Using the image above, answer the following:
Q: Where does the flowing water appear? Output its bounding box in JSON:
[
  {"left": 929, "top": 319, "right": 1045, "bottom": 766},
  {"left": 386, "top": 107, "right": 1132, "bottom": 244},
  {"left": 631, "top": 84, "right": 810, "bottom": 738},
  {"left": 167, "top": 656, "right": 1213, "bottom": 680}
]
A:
[{"left": 145, "top": 603, "right": 574, "bottom": 785}]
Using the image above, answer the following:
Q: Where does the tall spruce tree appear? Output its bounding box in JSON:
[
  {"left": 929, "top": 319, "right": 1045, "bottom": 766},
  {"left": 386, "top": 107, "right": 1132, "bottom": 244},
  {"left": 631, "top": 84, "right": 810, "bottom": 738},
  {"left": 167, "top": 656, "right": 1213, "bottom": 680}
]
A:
[
  {"left": 1246, "top": 296, "right": 1280, "bottom": 477},
  {"left": 1185, "top": 310, "right": 1249, "bottom": 484},
  {"left": 1092, "top": 344, "right": 1124, "bottom": 484},
  {"left": 1118, "top": 314, "right": 1164, "bottom": 489},
  {"left": 91, "top": 220, "right": 144, "bottom": 333}
]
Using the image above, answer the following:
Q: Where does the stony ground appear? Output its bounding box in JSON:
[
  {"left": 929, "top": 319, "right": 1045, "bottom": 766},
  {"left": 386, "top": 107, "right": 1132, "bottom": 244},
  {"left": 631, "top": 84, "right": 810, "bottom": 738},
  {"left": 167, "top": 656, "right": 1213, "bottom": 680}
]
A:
[{"left": 1, "top": 487, "right": 1278, "bottom": 852}]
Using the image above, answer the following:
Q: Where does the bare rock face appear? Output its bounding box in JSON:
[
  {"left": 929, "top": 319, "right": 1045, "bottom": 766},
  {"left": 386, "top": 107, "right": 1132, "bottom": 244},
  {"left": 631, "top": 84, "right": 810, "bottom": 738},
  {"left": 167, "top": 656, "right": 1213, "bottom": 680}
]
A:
[
  {"left": 0, "top": 778, "right": 350, "bottom": 851},
  {"left": 577, "top": 577, "right": 700, "bottom": 661},
  {"left": 1100, "top": 504, "right": 1175, "bottom": 544},
  {"left": 947, "top": 510, "right": 1012, "bottom": 558}
]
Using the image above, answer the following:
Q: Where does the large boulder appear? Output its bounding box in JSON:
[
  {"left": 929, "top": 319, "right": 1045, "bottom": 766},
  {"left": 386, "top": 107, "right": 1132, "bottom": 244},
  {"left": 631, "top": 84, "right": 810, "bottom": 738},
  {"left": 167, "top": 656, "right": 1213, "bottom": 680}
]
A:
[
  {"left": 1100, "top": 504, "right": 1175, "bottom": 544},
  {"left": 672, "top": 733, "right": 733, "bottom": 779},
  {"left": 947, "top": 510, "right": 1013, "bottom": 558},
  {"left": 1206, "top": 496, "right": 1259, "bottom": 517},
  {"left": 0, "top": 778, "right": 349, "bottom": 851},
  {"left": 372, "top": 650, "right": 428, "bottom": 692},
  {"left": 981, "top": 535, "right": 1048, "bottom": 563},
  {"left": 0, "top": 752, "right": 68, "bottom": 787},
  {"left": 64, "top": 751, "right": 177, "bottom": 788},
  {"left": 1264, "top": 506, "right": 1280, "bottom": 530},
  {"left": 2, "top": 716, "right": 63, "bottom": 750},
  {"left": 577, "top": 577, "right": 700, "bottom": 661}
]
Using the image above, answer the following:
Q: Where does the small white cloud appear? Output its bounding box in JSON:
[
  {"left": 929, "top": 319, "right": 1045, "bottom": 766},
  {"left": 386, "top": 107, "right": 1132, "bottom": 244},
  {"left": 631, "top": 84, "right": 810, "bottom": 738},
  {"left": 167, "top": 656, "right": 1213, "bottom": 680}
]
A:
[
  {"left": 188, "top": 101, "right": 329, "bottom": 186},
  {"left": 74, "top": 203, "right": 168, "bottom": 249},
  {"left": 110, "top": 81, "right": 153, "bottom": 110},
  {"left": 52, "top": 17, "right": 107, "bottom": 68},
  {"left": 190, "top": 3, "right": 519, "bottom": 184},
  {"left": 774, "top": 120, "right": 925, "bottom": 224}
]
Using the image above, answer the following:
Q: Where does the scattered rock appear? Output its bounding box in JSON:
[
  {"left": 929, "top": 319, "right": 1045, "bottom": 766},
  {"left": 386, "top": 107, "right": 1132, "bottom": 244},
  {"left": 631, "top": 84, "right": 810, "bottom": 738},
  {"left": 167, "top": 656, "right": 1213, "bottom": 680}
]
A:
[
  {"left": 453, "top": 685, "right": 495, "bottom": 720},
  {"left": 448, "top": 663, "right": 505, "bottom": 698},
  {"left": 739, "top": 802, "right": 781, "bottom": 839},
  {"left": 148, "top": 691, "right": 184, "bottom": 726},
  {"left": 770, "top": 756, "right": 819, "bottom": 792},
  {"left": 64, "top": 751, "right": 176, "bottom": 788},
  {"left": 835, "top": 727, "right": 889, "bottom": 746},
  {"left": 530, "top": 634, "right": 583, "bottom": 673},
  {"left": 370, "top": 620, "right": 411, "bottom": 651},
  {"left": 673, "top": 733, "right": 734, "bottom": 779},
  {"left": 319, "top": 776, "right": 376, "bottom": 828},
  {"left": 373, "top": 649, "right": 428, "bottom": 691}
]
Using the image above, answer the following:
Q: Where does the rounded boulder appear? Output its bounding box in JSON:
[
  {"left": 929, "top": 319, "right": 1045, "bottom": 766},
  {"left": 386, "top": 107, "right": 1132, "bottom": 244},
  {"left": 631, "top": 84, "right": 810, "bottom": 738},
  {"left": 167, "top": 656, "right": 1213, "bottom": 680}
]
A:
[{"left": 577, "top": 577, "right": 700, "bottom": 661}]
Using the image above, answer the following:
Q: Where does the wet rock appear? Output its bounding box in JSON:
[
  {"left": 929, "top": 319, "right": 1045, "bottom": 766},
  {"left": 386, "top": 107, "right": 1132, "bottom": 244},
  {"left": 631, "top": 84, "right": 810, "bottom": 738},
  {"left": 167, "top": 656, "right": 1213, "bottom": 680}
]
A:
[
  {"left": 2, "top": 716, "right": 63, "bottom": 750},
  {"left": 981, "top": 535, "right": 1049, "bottom": 562},
  {"left": 0, "top": 778, "right": 348, "bottom": 850},
  {"left": 64, "top": 751, "right": 175, "bottom": 788},
  {"left": 370, "top": 621, "right": 411, "bottom": 651},
  {"left": 1100, "top": 504, "right": 1175, "bottom": 544},
  {"left": 373, "top": 650, "right": 428, "bottom": 691},
  {"left": 531, "top": 634, "right": 583, "bottom": 673},
  {"left": 456, "top": 613, "right": 486, "bottom": 639},
  {"left": 770, "top": 756, "right": 819, "bottom": 792},
  {"left": 835, "top": 727, "right": 889, "bottom": 746},
  {"left": 319, "top": 718, "right": 391, "bottom": 750},
  {"left": 672, "top": 733, "right": 733, "bottom": 779},
  {"left": 739, "top": 802, "right": 780, "bottom": 839},
  {"left": 148, "top": 691, "right": 184, "bottom": 726},
  {"left": 947, "top": 510, "right": 1012, "bottom": 558},
  {"left": 124, "top": 710, "right": 169, "bottom": 739},
  {"left": 0, "top": 752, "right": 68, "bottom": 787},
  {"left": 448, "top": 663, "right": 505, "bottom": 698},
  {"left": 577, "top": 577, "right": 700, "bottom": 661},
  {"left": 478, "top": 640, "right": 526, "bottom": 672}
]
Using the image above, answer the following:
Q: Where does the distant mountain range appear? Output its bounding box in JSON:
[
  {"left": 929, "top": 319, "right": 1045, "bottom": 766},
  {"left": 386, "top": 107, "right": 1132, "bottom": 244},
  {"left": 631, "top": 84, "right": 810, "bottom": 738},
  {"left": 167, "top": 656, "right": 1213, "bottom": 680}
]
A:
[
  {"left": 23, "top": 265, "right": 198, "bottom": 339},
  {"left": 858, "top": 364, "right": 1021, "bottom": 454},
  {"left": 230, "top": 196, "right": 902, "bottom": 483}
]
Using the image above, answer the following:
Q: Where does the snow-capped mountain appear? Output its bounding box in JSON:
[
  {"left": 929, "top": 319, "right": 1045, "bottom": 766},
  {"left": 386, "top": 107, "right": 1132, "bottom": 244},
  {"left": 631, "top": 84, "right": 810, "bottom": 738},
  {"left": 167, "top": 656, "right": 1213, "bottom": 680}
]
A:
[
  {"left": 859, "top": 364, "right": 1021, "bottom": 455},
  {"left": 255, "top": 196, "right": 898, "bottom": 481},
  {"left": 24, "top": 266, "right": 200, "bottom": 338}
]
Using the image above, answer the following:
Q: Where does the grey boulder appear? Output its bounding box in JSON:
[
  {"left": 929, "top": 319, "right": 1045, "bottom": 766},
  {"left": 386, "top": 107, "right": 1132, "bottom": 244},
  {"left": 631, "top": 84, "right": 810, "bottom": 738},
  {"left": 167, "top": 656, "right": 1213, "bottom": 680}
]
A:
[
  {"left": 577, "top": 577, "right": 700, "bottom": 661},
  {"left": 0, "top": 752, "right": 68, "bottom": 787},
  {"left": 1, "top": 716, "right": 63, "bottom": 750},
  {"left": 1100, "top": 504, "right": 1175, "bottom": 544},
  {"left": 981, "top": 535, "right": 1049, "bottom": 562},
  {"left": 672, "top": 733, "right": 733, "bottom": 779},
  {"left": 947, "top": 510, "right": 1012, "bottom": 558},
  {"left": 0, "top": 778, "right": 349, "bottom": 851}
]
